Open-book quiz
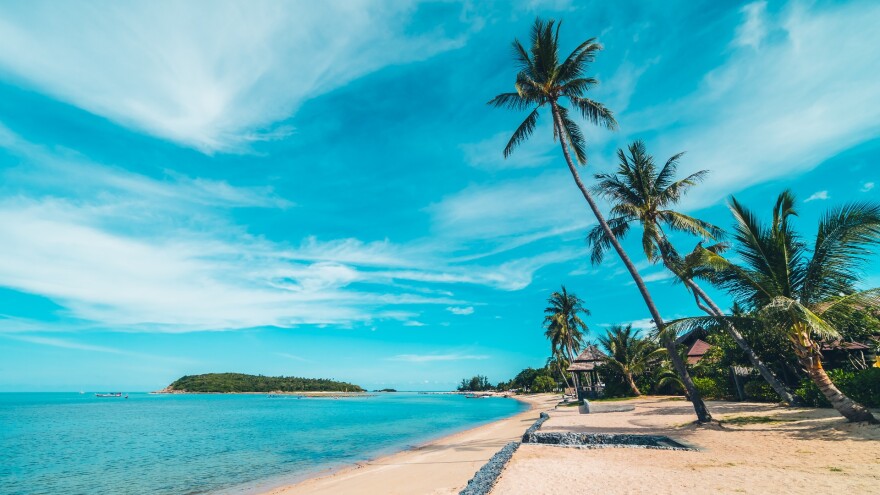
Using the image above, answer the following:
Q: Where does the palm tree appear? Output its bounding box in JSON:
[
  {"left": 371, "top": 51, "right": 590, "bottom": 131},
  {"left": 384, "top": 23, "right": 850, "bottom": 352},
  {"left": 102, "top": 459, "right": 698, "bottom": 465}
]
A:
[
  {"left": 543, "top": 286, "right": 588, "bottom": 366},
  {"left": 683, "top": 191, "right": 880, "bottom": 423},
  {"left": 546, "top": 351, "right": 572, "bottom": 390},
  {"left": 489, "top": 18, "right": 712, "bottom": 421},
  {"left": 588, "top": 141, "right": 799, "bottom": 404},
  {"left": 598, "top": 324, "right": 665, "bottom": 396}
]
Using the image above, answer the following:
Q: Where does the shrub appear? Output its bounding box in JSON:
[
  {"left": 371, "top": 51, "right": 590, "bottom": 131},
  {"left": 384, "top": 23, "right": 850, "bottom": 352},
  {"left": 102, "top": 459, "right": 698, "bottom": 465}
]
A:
[
  {"left": 531, "top": 375, "right": 556, "bottom": 393},
  {"left": 693, "top": 376, "right": 728, "bottom": 400},
  {"left": 795, "top": 368, "right": 880, "bottom": 408},
  {"left": 743, "top": 380, "right": 780, "bottom": 403}
]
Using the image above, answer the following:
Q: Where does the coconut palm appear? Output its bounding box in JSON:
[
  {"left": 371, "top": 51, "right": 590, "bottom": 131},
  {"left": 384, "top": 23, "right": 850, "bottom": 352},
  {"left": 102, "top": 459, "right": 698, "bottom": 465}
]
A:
[
  {"left": 588, "top": 141, "right": 799, "bottom": 404},
  {"left": 682, "top": 191, "right": 880, "bottom": 423},
  {"left": 489, "top": 18, "right": 712, "bottom": 421},
  {"left": 543, "top": 286, "right": 588, "bottom": 366},
  {"left": 546, "top": 352, "right": 572, "bottom": 390},
  {"left": 598, "top": 324, "right": 665, "bottom": 396}
]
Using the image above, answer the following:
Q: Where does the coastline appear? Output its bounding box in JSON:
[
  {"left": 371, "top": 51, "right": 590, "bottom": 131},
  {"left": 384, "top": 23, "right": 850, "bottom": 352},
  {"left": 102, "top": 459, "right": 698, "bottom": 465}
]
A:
[{"left": 254, "top": 394, "right": 557, "bottom": 495}]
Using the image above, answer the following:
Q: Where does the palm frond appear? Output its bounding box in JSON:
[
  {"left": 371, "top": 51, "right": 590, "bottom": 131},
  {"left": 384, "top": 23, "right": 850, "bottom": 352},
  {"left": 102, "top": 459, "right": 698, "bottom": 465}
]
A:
[
  {"left": 555, "top": 105, "right": 588, "bottom": 164},
  {"left": 567, "top": 95, "right": 617, "bottom": 130},
  {"left": 503, "top": 108, "right": 540, "bottom": 158},
  {"left": 801, "top": 202, "right": 880, "bottom": 303},
  {"left": 586, "top": 216, "right": 631, "bottom": 265}
]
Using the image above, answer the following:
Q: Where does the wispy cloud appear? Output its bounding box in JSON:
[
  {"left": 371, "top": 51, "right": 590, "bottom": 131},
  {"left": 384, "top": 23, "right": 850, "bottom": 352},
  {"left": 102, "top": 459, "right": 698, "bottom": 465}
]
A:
[
  {"left": 403, "top": 321, "right": 427, "bottom": 327},
  {"left": 862, "top": 182, "right": 874, "bottom": 192},
  {"left": 388, "top": 353, "right": 489, "bottom": 363},
  {"left": 733, "top": 1, "right": 768, "bottom": 49},
  {"left": 627, "top": 1, "right": 880, "bottom": 211},
  {"left": 804, "top": 190, "right": 829, "bottom": 202},
  {"left": 446, "top": 306, "right": 474, "bottom": 315},
  {"left": 275, "top": 352, "right": 311, "bottom": 362},
  {"left": 1, "top": 334, "right": 192, "bottom": 363},
  {"left": 0, "top": 2, "right": 471, "bottom": 152},
  {"left": 0, "top": 129, "right": 578, "bottom": 331}
]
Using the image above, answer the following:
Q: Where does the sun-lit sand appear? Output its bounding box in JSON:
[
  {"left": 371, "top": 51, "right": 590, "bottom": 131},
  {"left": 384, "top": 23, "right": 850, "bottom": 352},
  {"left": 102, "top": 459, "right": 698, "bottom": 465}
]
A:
[
  {"left": 262, "top": 394, "right": 559, "bottom": 495},
  {"left": 492, "top": 397, "right": 880, "bottom": 495},
  {"left": 260, "top": 395, "right": 879, "bottom": 495}
]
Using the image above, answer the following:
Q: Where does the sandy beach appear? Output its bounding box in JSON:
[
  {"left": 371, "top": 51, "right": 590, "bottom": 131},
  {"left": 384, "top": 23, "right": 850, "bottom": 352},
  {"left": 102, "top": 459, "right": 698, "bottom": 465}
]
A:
[
  {"left": 494, "top": 397, "right": 880, "bottom": 494},
  {"left": 261, "top": 394, "right": 559, "bottom": 495},
  {"left": 262, "top": 395, "right": 879, "bottom": 495}
]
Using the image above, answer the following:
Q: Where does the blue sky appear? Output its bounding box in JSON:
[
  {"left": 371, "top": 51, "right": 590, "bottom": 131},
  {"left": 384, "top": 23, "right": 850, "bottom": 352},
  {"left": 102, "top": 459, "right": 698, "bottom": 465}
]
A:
[{"left": 1, "top": 0, "right": 879, "bottom": 391}]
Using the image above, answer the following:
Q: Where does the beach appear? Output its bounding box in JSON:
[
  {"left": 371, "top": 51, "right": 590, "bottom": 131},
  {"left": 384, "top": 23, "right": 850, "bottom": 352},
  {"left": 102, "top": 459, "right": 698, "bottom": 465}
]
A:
[
  {"left": 494, "top": 397, "right": 880, "bottom": 494},
  {"left": 264, "top": 395, "right": 880, "bottom": 495},
  {"left": 261, "top": 394, "right": 559, "bottom": 495}
]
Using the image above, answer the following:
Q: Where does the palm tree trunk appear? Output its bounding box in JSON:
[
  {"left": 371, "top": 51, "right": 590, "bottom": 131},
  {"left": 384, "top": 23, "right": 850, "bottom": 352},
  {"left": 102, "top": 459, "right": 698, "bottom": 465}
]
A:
[
  {"left": 801, "top": 356, "right": 878, "bottom": 423},
  {"left": 555, "top": 360, "right": 573, "bottom": 390},
  {"left": 683, "top": 277, "right": 800, "bottom": 405},
  {"left": 549, "top": 103, "right": 712, "bottom": 422},
  {"left": 626, "top": 372, "right": 642, "bottom": 396}
]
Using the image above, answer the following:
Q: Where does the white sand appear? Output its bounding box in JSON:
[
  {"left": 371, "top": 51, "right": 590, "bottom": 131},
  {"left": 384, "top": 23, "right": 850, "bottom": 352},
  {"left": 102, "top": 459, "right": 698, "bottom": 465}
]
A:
[
  {"left": 492, "top": 397, "right": 880, "bottom": 495},
  {"left": 262, "top": 394, "right": 559, "bottom": 495}
]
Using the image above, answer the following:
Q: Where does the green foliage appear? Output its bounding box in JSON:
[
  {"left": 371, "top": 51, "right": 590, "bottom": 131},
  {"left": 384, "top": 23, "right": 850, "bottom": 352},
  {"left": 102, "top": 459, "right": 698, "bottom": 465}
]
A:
[
  {"left": 543, "top": 286, "right": 589, "bottom": 364},
  {"left": 168, "top": 373, "right": 363, "bottom": 393},
  {"left": 692, "top": 377, "right": 728, "bottom": 400},
  {"left": 457, "top": 375, "right": 493, "bottom": 392},
  {"left": 795, "top": 368, "right": 880, "bottom": 408},
  {"left": 531, "top": 375, "right": 556, "bottom": 393},
  {"left": 743, "top": 381, "right": 780, "bottom": 403}
]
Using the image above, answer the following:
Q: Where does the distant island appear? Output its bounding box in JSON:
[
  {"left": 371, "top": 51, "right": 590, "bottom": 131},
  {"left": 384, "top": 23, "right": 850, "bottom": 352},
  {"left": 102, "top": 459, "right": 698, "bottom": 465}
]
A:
[{"left": 156, "top": 373, "right": 364, "bottom": 393}]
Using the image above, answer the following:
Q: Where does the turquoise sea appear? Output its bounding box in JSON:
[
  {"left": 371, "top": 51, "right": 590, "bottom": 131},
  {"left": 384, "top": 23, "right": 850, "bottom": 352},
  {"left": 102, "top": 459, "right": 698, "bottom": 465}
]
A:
[{"left": 0, "top": 392, "right": 525, "bottom": 495}]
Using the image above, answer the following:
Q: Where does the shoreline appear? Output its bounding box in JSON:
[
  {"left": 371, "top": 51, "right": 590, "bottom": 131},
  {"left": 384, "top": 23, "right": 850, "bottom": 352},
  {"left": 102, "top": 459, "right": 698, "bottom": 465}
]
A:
[{"left": 252, "top": 394, "right": 556, "bottom": 495}]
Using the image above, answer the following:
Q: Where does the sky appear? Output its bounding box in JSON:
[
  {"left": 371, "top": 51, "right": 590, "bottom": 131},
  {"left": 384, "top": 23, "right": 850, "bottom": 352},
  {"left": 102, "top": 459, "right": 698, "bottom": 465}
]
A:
[{"left": 1, "top": 0, "right": 879, "bottom": 391}]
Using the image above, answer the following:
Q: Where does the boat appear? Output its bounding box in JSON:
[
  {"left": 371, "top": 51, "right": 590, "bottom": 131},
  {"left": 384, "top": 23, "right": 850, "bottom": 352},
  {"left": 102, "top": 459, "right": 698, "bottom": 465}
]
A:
[{"left": 95, "top": 392, "right": 123, "bottom": 397}]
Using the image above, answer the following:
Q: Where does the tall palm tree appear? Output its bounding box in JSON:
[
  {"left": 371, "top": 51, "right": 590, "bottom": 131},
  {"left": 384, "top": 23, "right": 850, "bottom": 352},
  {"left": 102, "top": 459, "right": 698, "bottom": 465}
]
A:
[
  {"left": 588, "top": 141, "right": 799, "bottom": 404},
  {"left": 598, "top": 324, "right": 665, "bottom": 396},
  {"left": 682, "top": 191, "right": 880, "bottom": 423},
  {"left": 489, "top": 18, "right": 712, "bottom": 421},
  {"left": 543, "top": 286, "right": 588, "bottom": 366}
]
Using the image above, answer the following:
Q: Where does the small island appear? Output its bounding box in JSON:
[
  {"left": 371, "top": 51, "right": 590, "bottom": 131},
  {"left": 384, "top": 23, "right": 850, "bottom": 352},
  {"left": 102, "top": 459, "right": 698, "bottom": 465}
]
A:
[{"left": 155, "top": 373, "right": 364, "bottom": 393}]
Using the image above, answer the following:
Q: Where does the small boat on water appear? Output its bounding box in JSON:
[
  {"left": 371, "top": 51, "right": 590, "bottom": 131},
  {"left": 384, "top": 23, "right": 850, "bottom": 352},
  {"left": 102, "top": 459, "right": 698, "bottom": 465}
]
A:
[
  {"left": 95, "top": 392, "right": 123, "bottom": 397},
  {"left": 465, "top": 393, "right": 492, "bottom": 399}
]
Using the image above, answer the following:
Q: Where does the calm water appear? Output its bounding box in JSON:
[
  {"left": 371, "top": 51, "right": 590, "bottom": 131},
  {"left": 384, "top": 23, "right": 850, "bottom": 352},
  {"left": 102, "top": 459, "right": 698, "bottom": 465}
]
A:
[{"left": 0, "top": 392, "right": 525, "bottom": 495}]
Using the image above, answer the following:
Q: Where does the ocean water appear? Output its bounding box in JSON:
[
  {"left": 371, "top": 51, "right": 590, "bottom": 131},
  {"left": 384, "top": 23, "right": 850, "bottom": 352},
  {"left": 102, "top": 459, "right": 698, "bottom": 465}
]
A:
[{"left": 0, "top": 392, "right": 525, "bottom": 495}]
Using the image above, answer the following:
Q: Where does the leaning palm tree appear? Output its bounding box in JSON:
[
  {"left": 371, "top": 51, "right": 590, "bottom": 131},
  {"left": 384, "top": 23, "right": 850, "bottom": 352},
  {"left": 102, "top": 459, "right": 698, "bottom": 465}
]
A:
[
  {"left": 490, "top": 18, "right": 712, "bottom": 421},
  {"left": 588, "top": 141, "right": 799, "bottom": 404},
  {"left": 546, "top": 351, "right": 572, "bottom": 390},
  {"left": 598, "top": 324, "right": 665, "bottom": 396},
  {"left": 681, "top": 191, "right": 880, "bottom": 423}
]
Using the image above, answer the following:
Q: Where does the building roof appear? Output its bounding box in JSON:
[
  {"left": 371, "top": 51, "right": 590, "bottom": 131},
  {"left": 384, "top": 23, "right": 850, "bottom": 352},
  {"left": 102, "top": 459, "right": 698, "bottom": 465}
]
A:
[
  {"left": 820, "top": 340, "right": 870, "bottom": 351},
  {"left": 567, "top": 345, "right": 608, "bottom": 372},
  {"left": 687, "top": 339, "right": 712, "bottom": 364}
]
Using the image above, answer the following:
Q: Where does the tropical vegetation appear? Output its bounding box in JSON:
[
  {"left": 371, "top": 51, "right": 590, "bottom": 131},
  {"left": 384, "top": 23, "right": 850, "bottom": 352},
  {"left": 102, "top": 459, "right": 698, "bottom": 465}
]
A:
[
  {"left": 166, "top": 373, "right": 364, "bottom": 393},
  {"left": 490, "top": 17, "right": 711, "bottom": 421},
  {"left": 475, "top": 16, "right": 880, "bottom": 424}
]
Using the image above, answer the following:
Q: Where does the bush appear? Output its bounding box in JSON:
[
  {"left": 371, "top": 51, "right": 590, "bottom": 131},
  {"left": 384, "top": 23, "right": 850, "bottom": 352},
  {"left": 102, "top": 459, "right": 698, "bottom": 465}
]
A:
[
  {"left": 795, "top": 368, "right": 880, "bottom": 408},
  {"left": 693, "top": 376, "right": 728, "bottom": 400},
  {"left": 531, "top": 375, "right": 556, "bottom": 393},
  {"left": 743, "top": 380, "right": 780, "bottom": 402}
]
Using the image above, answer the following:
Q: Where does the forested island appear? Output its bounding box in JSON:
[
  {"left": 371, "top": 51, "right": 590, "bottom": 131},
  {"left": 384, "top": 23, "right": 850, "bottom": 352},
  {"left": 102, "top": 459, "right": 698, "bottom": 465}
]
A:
[{"left": 157, "top": 373, "right": 364, "bottom": 393}]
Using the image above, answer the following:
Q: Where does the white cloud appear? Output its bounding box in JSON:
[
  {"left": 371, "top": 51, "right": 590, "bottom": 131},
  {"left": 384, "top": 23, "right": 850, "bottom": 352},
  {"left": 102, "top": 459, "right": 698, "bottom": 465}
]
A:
[
  {"left": 446, "top": 306, "right": 474, "bottom": 315},
  {"left": 276, "top": 352, "right": 311, "bottom": 362},
  {"left": 0, "top": 2, "right": 468, "bottom": 152},
  {"left": 403, "top": 321, "right": 426, "bottom": 327},
  {"left": 862, "top": 182, "right": 874, "bottom": 192},
  {"left": 0, "top": 129, "right": 580, "bottom": 331},
  {"left": 1, "top": 334, "right": 192, "bottom": 363},
  {"left": 627, "top": 1, "right": 880, "bottom": 211},
  {"left": 804, "top": 190, "right": 829, "bottom": 202},
  {"left": 388, "top": 353, "right": 489, "bottom": 363},
  {"left": 734, "top": 1, "right": 768, "bottom": 49}
]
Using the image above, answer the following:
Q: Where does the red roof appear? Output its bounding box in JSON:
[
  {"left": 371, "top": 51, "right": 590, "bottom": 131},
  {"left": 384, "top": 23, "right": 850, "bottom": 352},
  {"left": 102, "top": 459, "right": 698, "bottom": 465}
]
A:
[{"left": 687, "top": 339, "right": 712, "bottom": 364}]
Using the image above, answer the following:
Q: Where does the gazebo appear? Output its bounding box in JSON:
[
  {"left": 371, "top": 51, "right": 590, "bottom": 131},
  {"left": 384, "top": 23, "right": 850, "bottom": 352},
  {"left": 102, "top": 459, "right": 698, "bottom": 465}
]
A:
[{"left": 567, "top": 345, "right": 608, "bottom": 399}]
